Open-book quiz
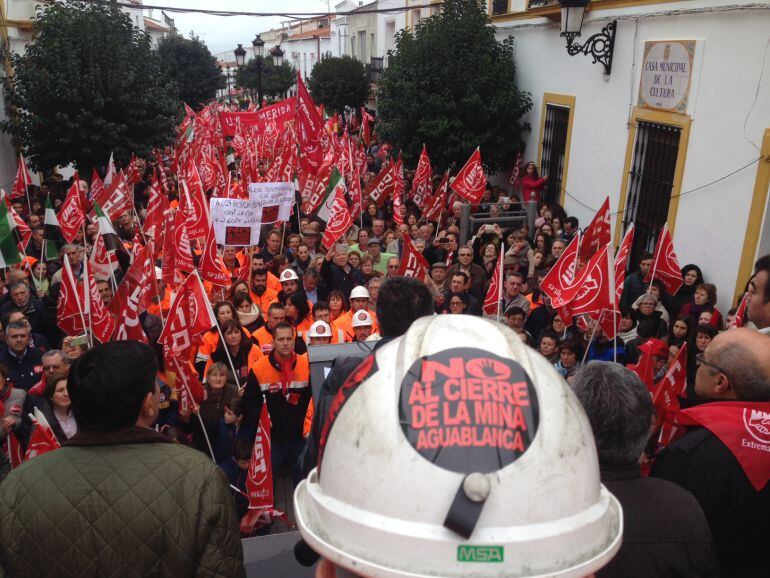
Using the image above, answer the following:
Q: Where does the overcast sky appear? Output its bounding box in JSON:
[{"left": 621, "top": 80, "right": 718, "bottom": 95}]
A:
[{"left": 156, "top": 0, "right": 332, "bottom": 56}]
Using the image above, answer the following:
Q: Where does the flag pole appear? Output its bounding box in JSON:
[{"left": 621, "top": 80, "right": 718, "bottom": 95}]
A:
[
  {"left": 82, "top": 254, "right": 94, "bottom": 349},
  {"left": 175, "top": 367, "right": 217, "bottom": 462},
  {"left": 496, "top": 242, "right": 504, "bottom": 323},
  {"left": 582, "top": 315, "right": 600, "bottom": 365},
  {"left": 67, "top": 257, "right": 89, "bottom": 349},
  {"left": 647, "top": 225, "right": 664, "bottom": 294},
  {"left": 607, "top": 243, "right": 618, "bottom": 364},
  {"left": 193, "top": 271, "right": 241, "bottom": 390}
]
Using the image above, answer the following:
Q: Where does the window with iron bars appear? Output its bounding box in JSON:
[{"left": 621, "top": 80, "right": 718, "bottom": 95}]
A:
[
  {"left": 491, "top": 0, "right": 509, "bottom": 15},
  {"left": 539, "top": 103, "right": 571, "bottom": 206},
  {"left": 622, "top": 121, "right": 682, "bottom": 268}
]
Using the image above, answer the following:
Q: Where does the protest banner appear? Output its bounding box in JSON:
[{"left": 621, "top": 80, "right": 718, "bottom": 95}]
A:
[
  {"left": 209, "top": 197, "right": 262, "bottom": 246},
  {"left": 247, "top": 182, "right": 295, "bottom": 224}
]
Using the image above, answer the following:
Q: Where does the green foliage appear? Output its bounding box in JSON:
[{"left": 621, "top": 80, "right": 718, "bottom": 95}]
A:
[
  {"left": 236, "top": 57, "right": 295, "bottom": 100},
  {"left": 376, "top": 0, "right": 532, "bottom": 173},
  {"left": 157, "top": 33, "right": 224, "bottom": 110},
  {"left": 1, "top": 1, "right": 179, "bottom": 175},
  {"left": 308, "top": 56, "right": 369, "bottom": 114}
]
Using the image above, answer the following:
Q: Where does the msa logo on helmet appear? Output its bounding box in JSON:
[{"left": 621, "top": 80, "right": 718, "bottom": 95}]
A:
[
  {"left": 744, "top": 408, "right": 770, "bottom": 444},
  {"left": 399, "top": 348, "right": 539, "bottom": 474},
  {"left": 457, "top": 545, "right": 504, "bottom": 563}
]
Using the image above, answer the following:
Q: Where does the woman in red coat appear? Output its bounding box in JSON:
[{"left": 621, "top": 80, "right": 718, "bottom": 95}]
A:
[{"left": 521, "top": 162, "right": 548, "bottom": 204}]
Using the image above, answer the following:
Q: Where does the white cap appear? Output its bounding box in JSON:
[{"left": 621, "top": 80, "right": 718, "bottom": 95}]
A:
[
  {"left": 154, "top": 267, "right": 163, "bottom": 280},
  {"left": 295, "top": 315, "right": 622, "bottom": 578},
  {"left": 350, "top": 286, "right": 370, "bottom": 300},
  {"left": 279, "top": 268, "right": 299, "bottom": 283},
  {"left": 307, "top": 320, "right": 332, "bottom": 338},
  {"left": 350, "top": 310, "right": 373, "bottom": 328}
]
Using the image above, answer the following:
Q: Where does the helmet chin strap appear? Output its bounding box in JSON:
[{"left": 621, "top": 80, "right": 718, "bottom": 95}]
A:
[{"left": 443, "top": 472, "right": 491, "bottom": 539}]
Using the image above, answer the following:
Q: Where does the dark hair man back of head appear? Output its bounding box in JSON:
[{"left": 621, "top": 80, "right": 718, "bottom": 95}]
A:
[
  {"left": 376, "top": 277, "right": 435, "bottom": 338},
  {"left": 571, "top": 361, "right": 716, "bottom": 576},
  {"left": 69, "top": 341, "right": 158, "bottom": 432}
]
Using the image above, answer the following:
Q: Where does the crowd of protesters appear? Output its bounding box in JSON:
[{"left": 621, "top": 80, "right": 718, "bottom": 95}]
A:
[{"left": 0, "top": 136, "right": 768, "bottom": 578}]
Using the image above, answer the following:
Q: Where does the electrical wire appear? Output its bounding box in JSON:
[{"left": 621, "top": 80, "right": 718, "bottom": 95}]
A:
[
  {"left": 558, "top": 157, "right": 761, "bottom": 216},
  {"left": 78, "top": 0, "right": 444, "bottom": 18}
]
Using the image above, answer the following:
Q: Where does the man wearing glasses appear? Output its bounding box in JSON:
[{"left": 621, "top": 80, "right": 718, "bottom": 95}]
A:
[
  {"left": 446, "top": 246, "right": 487, "bottom": 299},
  {"left": 652, "top": 328, "right": 770, "bottom": 578}
]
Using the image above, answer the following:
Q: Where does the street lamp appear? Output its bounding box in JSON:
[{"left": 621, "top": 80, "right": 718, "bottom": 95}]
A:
[
  {"left": 272, "top": 45, "right": 284, "bottom": 67},
  {"left": 559, "top": 0, "right": 616, "bottom": 76},
  {"left": 234, "top": 43, "right": 247, "bottom": 68},
  {"left": 252, "top": 34, "right": 265, "bottom": 58},
  {"left": 225, "top": 65, "right": 231, "bottom": 99}
]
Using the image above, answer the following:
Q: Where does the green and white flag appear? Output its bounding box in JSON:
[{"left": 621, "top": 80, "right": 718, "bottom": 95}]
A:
[
  {"left": 94, "top": 201, "right": 120, "bottom": 252},
  {"left": 44, "top": 195, "right": 62, "bottom": 260},
  {"left": 317, "top": 168, "right": 345, "bottom": 223},
  {"left": 0, "top": 201, "right": 21, "bottom": 268}
]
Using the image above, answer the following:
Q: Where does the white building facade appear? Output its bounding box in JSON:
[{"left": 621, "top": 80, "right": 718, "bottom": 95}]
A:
[{"left": 491, "top": 0, "right": 770, "bottom": 311}]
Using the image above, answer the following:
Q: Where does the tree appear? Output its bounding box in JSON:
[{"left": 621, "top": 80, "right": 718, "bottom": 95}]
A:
[
  {"left": 236, "top": 58, "right": 295, "bottom": 101},
  {"left": 308, "top": 56, "right": 369, "bottom": 115},
  {"left": 376, "top": 0, "right": 532, "bottom": 173},
  {"left": 1, "top": 1, "right": 179, "bottom": 175},
  {"left": 157, "top": 33, "right": 224, "bottom": 110}
]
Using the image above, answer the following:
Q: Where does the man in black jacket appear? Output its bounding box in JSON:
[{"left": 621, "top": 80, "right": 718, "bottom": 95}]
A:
[
  {"left": 299, "top": 277, "right": 434, "bottom": 477},
  {"left": 652, "top": 328, "right": 770, "bottom": 578},
  {"left": 620, "top": 252, "right": 653, "bottom": 310},
  {"left": 320, "top": 243, "right": 364, "bottom": 298},
  {"left": 572, "top": 361, "right": 716, "bottom": 577}
]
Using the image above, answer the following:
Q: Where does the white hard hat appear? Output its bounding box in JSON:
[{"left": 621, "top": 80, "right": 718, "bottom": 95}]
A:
[
  {"left": 295, "top": 315, "right": 622, "bottom": 578},
  {"left": 349, "top": 285, "right": 370, "bottom": 300},
  {"left": 350, "top": 310, "right": 373, "bottom": 328},
  {"left": 279, "top": 268, "right": 299, "bottom": 283},
  {"left": 307, "top": 320, "right": 332, "bottom": 338}
]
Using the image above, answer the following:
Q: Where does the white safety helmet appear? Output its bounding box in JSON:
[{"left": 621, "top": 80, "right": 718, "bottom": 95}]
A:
[
  {"left": 350, "top": 286, "right": 370, "bottom": 300},
  {"left": 279, "top": 268, "right": 299, "bottom": 283},
  {"left": 350, "top": 310, "right": 373, "bottom": 328},
  {"left": 307, "top": 320, "right": 332, "bottom": 338},
  {"left": 295, "top": 315, "right": 622, "bottom": 578}
]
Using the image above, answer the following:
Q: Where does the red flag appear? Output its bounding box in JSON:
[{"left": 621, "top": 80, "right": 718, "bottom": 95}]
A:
[
  {"left": 450, "top": 148, "right": 486, "bottom": 204},
  {"left": 731, "top": 292, "right": 749, "bottom": 329},
  {"left": 59, "top": 173, "right": 86, "bottom": 243},
  {"left": 614, "top": 224, "right": 635, "bottom": 303},
  {"left": 626, "top": 338, "right": 662, "bottom": 393},
  {"left": 363, "top": 163, "right": 395, "bottom": 206},
  {"left": 393, "top": 189, "right": 405, "bottom": 226},
  {"left": 580, "top": 197, "right": 611, "bottom": 259},
  {"left": 173, "top": 208, "right": 195, "bottom": 273},
  {"left": 509, "top": 150, "right": 523, "bottom": 192},
  {"left": 143, "top": 175, "right": 169, "bottom": 251},
  {"left": 166, "top": 354, "right": 206, "bottom": 408},
  {"left": 181, "top": 161, "right": 210, "bottom": 239},
  {"left": 200, "top": 222, "right": 230, "bottom": 286},
  {"left": 321, "top": 187, "right": 353, "bottom": 250},
  {"left": 159, "top": 271, "right": 217, "bottom": 357},
  {"left": 11, "top": 155, "right": 33, "bottom": 200},
  {"left": 57, "top": 256, "right": 85, "bottom": 336},
  {"left": 645, "top": 224, "right": 683, "bottom": 296},
  {"left": 296, "top": 72, "right": 324, "bottom": 173},
  {"left": 89, "top": 169, "right": 105, "bottom": 203},
  {"left": 301, "top": 163, "right": 333, "bottom": 214},
  {"left": 676, "top": 402, "right": 770, "bottom": 491},
  {"left": 84, "top": 261, "right": 116, "bottom": 344},
  {"left": 568, "top": 245, "right": 615, "bottom": 318},
  {"left": 109, "top": 243, "right": 156, "bottom": 317},
  {"left": 349, "top": 165, "right": 362, "bottom": 219},
  {"left": 424, "top": 173, "right": 448, "bottom": 222},
  {"left": 652, "top": 343, "right": 687, "bottom": 447},
  {"left": 6, "top": 198, "right": 31, "bottom": 250},
  {"left": 541, "top": 233, "right": 581, "bottom": 308},
  {"left": 24, "top": 408, "right": 61, "bottom": 460},
  {"left": 482, "top": 250, "right": 504, "bottom": 316},
  {"left": 93, "top": 170, "right": 133, "bottom": 221},
  {"left": 411, "top": 145, "right": 432, "bottom": 207},
  {"left": 246, "top": 404, "right": 274, "bottom": 511},
  {"left": 161, "top": 209, "right": 178, "bottom": 287},
  {"left": 4, "top": 433, "right": 23, "bottom": 469},
  {"left": 397, "top": 236, "right": 430, "bottom": 282}
]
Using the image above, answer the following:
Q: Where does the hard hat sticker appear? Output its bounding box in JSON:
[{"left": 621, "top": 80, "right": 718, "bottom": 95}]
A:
[{"left": 399, "top": 348, "right": 539, "bottom": 473}]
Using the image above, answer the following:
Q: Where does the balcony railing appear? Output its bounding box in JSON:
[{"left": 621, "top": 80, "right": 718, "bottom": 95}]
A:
[{"left": 527, "top": 0, "right": 559, "bottom": 7}]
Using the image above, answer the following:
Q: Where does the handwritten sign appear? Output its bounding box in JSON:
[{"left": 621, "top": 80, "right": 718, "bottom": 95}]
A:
[
  {"left": 209, "top": 198, "right": 262, "bottom": 246},
  {"left": 399, "top": 348, "right": 539, "bottom": 474},
  {"left": 638, "top": 40, "right": 695, "bottom": 113},
  {"left": 248, "top": 182, "right": 295, "bottom": 224}
]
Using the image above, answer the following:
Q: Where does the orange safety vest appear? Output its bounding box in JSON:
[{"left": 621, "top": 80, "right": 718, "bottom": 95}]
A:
[
  {"left": 253, "top": 352, "right": 309, "bottom": 396},
  {"left": 336, "top": 308, "right": 379, "bottom": 342}
]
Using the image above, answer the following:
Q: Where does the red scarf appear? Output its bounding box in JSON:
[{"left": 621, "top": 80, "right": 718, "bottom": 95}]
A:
[
  {"left": 277, "top": 352, "right": 296, "bottom": 397},
  {"left": 677, "top": 401, "right": 770, "bottom": 491}
]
